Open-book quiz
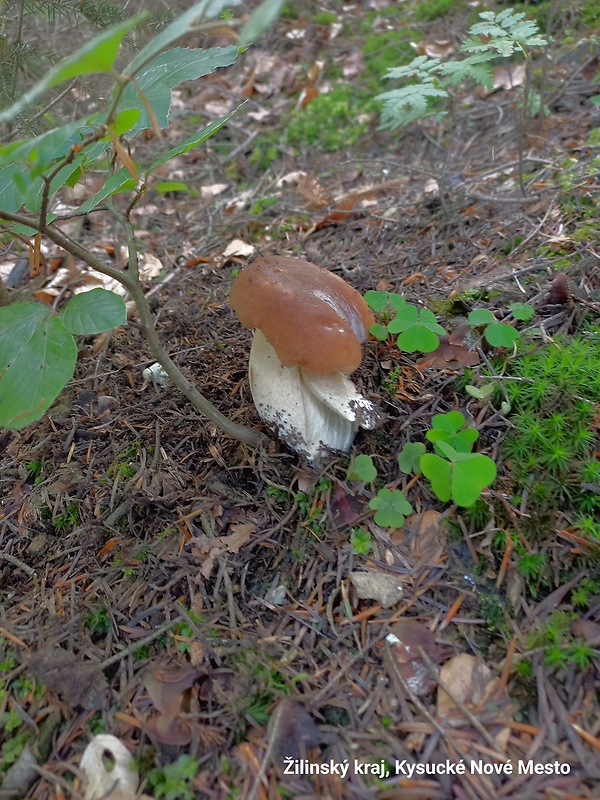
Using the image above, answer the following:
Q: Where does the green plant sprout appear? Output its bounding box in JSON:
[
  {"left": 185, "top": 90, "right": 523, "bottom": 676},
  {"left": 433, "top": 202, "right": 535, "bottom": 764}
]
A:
[
  {"left": 377, "top": 9, "right": 547, "bottom": 129},
  {"left": 398, "top": 412, "right": 497, "bottom": 507},
  {"left": 365, "top": 290, "right": 447, "bottom": 353},
  {"left": 148, "top": 754, "right": 199, "bottom": 800},
  {"left": 467, "top": 308, "right": 520, "bottom": 348},
  {"left": 349, "top": 412, "right": 496, "bottom": 519},
  {"left": 0, "top": 0, "right": 285, "bottom": 446},
  {"left": 352, "top": 527, "right": 373, "bottom": 555}
]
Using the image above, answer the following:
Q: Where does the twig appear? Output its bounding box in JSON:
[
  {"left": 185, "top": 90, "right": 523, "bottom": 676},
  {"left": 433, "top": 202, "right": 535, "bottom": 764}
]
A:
[{"left": 0, "top": 551, "right": 36, "bottom": 577}]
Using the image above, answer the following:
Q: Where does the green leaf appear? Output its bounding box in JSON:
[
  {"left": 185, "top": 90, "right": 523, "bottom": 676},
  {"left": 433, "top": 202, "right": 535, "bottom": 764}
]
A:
[
  {"left": 239, "top": 0, "right": 287, "bottom": 47},
  {"left": 352, "top": 528, "right": 372, "bottom": 556},
  {"left": 397, "top": 442, "right": 426, "bottom": 475},
  {"left": 60, "top": 289, "right": 127, "bottom": 335},
  {"left": 421, "top": 449, "right": 496, "bottom": 507},
  {"left": 124, "top": 0, "right": 238, "bottom": 76},
  {"left": 388, "top": 293, "right": 407, "bottom": 313},
  {"left": 396, "top": 325, "right": 440, "bottom": 353},
  {"left": 120, "top": 47, "right": 239, "bottom": 133},
  {"left": 420, "top": 454, "right": 452, "bottom": 502},
  {"left": 147, "top": 107, "right": 240, "bottom": 172},
  {"left": 465, "top": 384, "right": 495, "bottom": 400},
  {"left": 369, "top": 488, "right": 413, "bottom": 528},
  {"left": 76, "top": 166, "right": 138, "bottom": 215},
  {"left": 0, "top": 164, "right": 29, "bottom": 214},
  {"left": 154, "top": 181, "right": 189, "bottom": 192},
  {"left": 387, "top": 304, "right": 418, "bottom": 333},
  {"left": 468, "top": 308, "right": 495, "bottom": 326},
  {"left": 364, "top": 290, "right": 389, "bottom": 312},
  {"left": 509, "top": 302, "right": 535, "bottom": 322},
  {"left": 347, "top": 454, "right": 377, "bottom": 483},
  {"left": 377, "top": 83, "right": 448, "bottom": 129},
  {"left": 484, "top": 322, "right": 519, "bottom": 347},
  {"left": 0, "top": 15, "right": 147, "bottom": 123},
  {"left": 112, "top": 109, "right": 142, "bottom": 137},
  {"left": 431, "top": 410, "right": 467, "bottom": 433},
  {"left": 369, "top": 323, "right": 388, "bottom": 341},
  {"left": 0, "top": 304, "right": 77, "bottom": 429}
]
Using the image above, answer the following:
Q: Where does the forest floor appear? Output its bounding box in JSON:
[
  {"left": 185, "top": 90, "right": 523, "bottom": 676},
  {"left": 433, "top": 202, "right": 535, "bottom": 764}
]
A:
[{"left": 1, "top": 1, "right": 600, "bottom": 798}]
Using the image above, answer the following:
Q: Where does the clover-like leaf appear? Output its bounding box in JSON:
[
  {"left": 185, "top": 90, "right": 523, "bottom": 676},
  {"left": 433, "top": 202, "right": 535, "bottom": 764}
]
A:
[
  {"left": 397, "top": 442, "right": 426, "bottom": 475},
  {"left": 370, "top": 323, "right": 389, "bottom": 341},
  {"left": 509, "top": 302, "right": 535, "bottom": 322},
  {"left": 364, "top": 290, "right": 389, "bottom": 312},
  {"left": 465, "top": 384, "right": 495, "bottom": 401},
  {"left": 347, "top": 454, "right": 377, "bottom": 483},
  {"left": 422, "top": 442, "right": 497, "bottom": 507},
  {"left": 369, "top": 489, "right": 413, "bottom": 528},
  {"left": 427, "top": 411, "right": 479, "bottom": 454},
  {"left": 387, "top": 303, "right": 418, "bottom": 333},
  {"left": 468, "top": 308, "right": 495, "bottom": 326},
  {"left": 484, "top": 322, "right": 520, "bottom": 347}
]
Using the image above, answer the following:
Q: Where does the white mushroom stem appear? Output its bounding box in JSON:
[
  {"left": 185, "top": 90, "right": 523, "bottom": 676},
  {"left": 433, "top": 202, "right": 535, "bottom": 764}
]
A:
[{"left": 249, "top": 330, "right": 376, "bottom": 460}]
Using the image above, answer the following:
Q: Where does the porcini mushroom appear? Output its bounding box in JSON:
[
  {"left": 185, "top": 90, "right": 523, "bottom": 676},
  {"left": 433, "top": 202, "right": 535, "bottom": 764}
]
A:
[{"left": 230, "top": 256, "right": 377, "bottom": 459}]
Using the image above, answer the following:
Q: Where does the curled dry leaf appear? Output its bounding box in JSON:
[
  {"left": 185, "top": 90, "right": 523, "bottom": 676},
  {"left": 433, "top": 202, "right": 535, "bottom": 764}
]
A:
[
  {"left": 349, "top": 571, "right": 403, "bottom": 608},
  {"left": 386, "top": 619, "right": 442, "bottom": 696},
  {"left": 223, "top": 239, "right": 255, "bottom": 258},
  {"left": 80, "top": 735, "right": 138, "bottom": 800},
  {"left": 191, "top": 523, "right": 256, "bottom": 579},
  {"left": 437, "top": 653, "right": 497, "bottom": 716}
]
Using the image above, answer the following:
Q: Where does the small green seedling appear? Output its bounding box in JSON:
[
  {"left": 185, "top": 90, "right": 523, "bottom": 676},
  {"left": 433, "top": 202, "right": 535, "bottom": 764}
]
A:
[
  {"left": 466, "top": 384, "right": 495, "bottom": 401},
  {"left": 346, "top": 454, "right": 413, "bottom": 528},
  {"left": 509, "top": 302, "right": 535, "bottom": 322},
  {"left": 468, "top": 308, "right": 520, "bottom": 348},
  {"left": 426, "top": 410, "right": 479, "bottom": 454},
  {"left": 368, "top": 488, "right": 413, "bottom": 528},
  {"left": 352, "top": 527, "right": 373, "bottom": 555},
  {"left": 347, "top": 454, "right": 378, "bottom": 482},
  {"left": 365, "top": 290, "right": 447, "bottom": 353},
  {"left": 421, "top": 441, "right": 497, "bottom": 507}
]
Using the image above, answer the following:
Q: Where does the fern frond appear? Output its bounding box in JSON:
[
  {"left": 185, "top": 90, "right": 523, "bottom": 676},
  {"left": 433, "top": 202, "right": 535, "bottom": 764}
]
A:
[
  {"left": 376, "top": 84, "right": 447, "bottom": 129},
  {"left": 384, "top": 55, "right": 443, "bottom": 82},
  {"left": 439, "top": 52, "right": 496, "bottom": 89},
  {"left": 463, "top": 9, "right": 547, "bottom": 56}
]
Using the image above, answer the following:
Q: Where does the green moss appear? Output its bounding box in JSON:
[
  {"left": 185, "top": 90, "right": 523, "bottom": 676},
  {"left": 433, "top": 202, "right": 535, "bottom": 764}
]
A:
[
  {"left": 286, "top": 84, "right": 375, "bottom": 151},
  {"left": 414, "top": 0, "right": 460, "bottom": 22},
  {"left": 363, "top": 30, "right": 417, "bottom": 81}
]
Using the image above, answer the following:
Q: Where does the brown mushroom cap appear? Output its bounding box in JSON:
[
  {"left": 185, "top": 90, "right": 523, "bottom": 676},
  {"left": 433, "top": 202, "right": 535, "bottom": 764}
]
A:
[{"left": 230, "top": 256, "right": 375, "bottom": 375}]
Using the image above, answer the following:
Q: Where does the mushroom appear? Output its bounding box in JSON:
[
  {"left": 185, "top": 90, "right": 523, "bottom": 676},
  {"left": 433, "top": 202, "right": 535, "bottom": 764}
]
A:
[{"left": 230, "top": 256, "right": 377, "bottom": 459}]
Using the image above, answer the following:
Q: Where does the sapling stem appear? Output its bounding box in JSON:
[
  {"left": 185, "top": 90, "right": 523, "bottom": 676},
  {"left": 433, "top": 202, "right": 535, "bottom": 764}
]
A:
[{"left": 0, "top": 209, "right": 268, "bottom": 449}]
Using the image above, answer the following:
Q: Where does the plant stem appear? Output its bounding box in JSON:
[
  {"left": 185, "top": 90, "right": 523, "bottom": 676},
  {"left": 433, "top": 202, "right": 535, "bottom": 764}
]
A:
[{"left": 0, "top": 210, "right": 267, "bottom": 449}]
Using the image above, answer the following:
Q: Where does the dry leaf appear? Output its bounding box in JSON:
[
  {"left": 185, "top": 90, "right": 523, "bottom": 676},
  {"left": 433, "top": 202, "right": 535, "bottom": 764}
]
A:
[
  {"left": 29, "top": 649, "right": 107, "bottom": 710},
  {"left": 349, "top": 571, "right": 403, "bottom": 608},
  {"left": 437, "top": 653, "right": 497, "bottom": 716},
  {"left": 267, "top": 699, "right": 324, "bottom": 769},
  {"left": 80, "top": 735, "right": 138, "bottom": 800},
  {"left": 402, "top": 510, "right": 447, "bottom": 563},
  {"left": 192, "top": 524, "right": 256, "bottom": 578},
  {"left": 223, "top": 239, "right": 255, "bottom": 258},
  {"left": 139, "top": 253, "right": 163, "bottom": 280}
]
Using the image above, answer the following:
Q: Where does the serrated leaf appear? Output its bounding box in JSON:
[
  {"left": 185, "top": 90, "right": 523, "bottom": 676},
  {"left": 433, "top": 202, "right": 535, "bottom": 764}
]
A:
[
  {"left": 147, "top": 107, "right": 240, "bottom": 172},
  {"left": 468, "top": 308, "right": 495, "bottom": 326},
  {"left": 0, "top": 164, "right": 29, "bottom": 214},
  {"left": 60, "top": 289, "right": 127, "bottom": 335},
  {"left": 439, "top": 52, "right": 495, "bottom": 89},
  {"left": 76, "top": 166, "right": 138, "bottom": 215},
  {"left": 484, "top": 322, "right": 519, "bottom": 347},
  {"left": 120, "top": 47, "right": 239, "bottom": 133},
  {"left": 0, "top": 15, "right": 146, "bottom": 123},
  {"left": 369, "top": 323, "right": 388, "bottom": 341},
  {"left": 364, "top": 290, "right": 389, "bottom": 312},
  {"left": 369, "top": 488, "right": 413, "bottom": 528},
  {"left": 397, "top": 442, "right": 426, "bottom": 475},
  {"left": 347, "top": 454, "right": 377, "bottom": 483},
  {"left": 0, "top": 304, "right": 77, "bottom": 429},
  {"left": 383, "top": 55, "right": 443, "bottom": 81},
  {"left": 124, "top": 0, "right": 238, "bottom": 76},
  {"left": 376, "top": 83, "right": 447, "bottom": 129}
]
